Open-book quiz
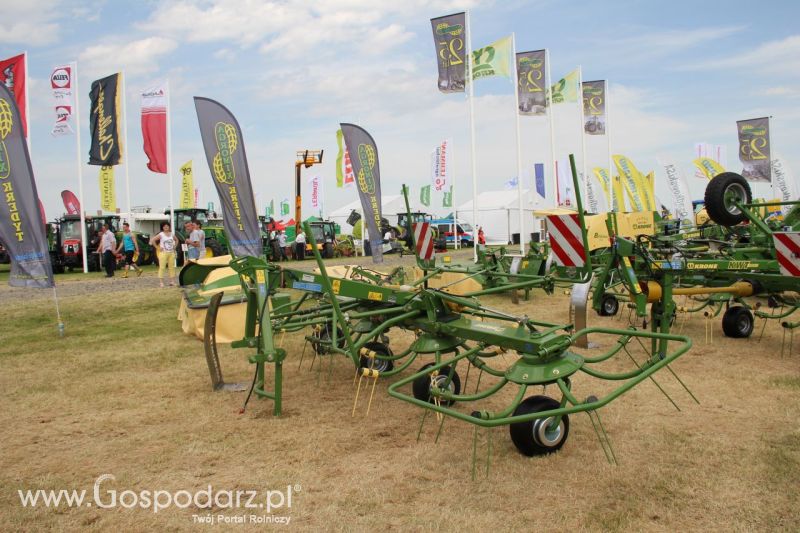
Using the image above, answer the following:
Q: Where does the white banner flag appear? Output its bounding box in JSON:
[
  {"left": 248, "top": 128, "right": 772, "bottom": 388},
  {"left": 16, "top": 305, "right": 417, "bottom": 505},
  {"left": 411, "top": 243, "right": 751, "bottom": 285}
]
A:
[
  {"left": 50, "top": 63, "right": 75, "bottom": 136},
  {"left": 658, "top": 158, "right": 693, "bottom": 222},
  {"left": 430, "top": 139, "right": 451, "bottom": 193},
  {"left": 556, "top": 158, "right": 576, "bottom": 209},
  {"left": 307, "top": 175, "right": 323, "bottom": 212},
  {"left": 772, "top": 153, "right": 798, "bottom": 203}
]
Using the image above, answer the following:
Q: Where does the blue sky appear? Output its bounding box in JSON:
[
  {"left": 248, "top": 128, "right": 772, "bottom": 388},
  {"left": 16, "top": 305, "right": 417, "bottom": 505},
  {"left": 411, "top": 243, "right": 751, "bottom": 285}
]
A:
[{"left": 3, "top": 0, "right": 799, "bottom": 220}]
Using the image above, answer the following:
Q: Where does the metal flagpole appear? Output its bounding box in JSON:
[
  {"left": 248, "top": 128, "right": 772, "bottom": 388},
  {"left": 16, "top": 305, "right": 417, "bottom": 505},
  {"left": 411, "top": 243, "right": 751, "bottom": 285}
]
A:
[
  {"left": 606, "top": 80, "right": 615, "bottom": 212},
  {"left": 578, "top": 66, "right": 588, "bottom": 212},
  {"left": 73, "top": 62, "right": 89, "bottom": 273},
  {"left": 451, "top": 139, "right": 458, "bottom": 250},
  {"left": 121, "top": 71, "right": 132, "bottom": 228},
  {"left": 512, "top": 34, "right": 525, "bottom": 254},
  {"left": 166, "top": 80, "right": 175, "bottom": 239},
  {"left": 546, "top": 49, "right": 557, "bottom": 207},
  {"left": 466, "top": 10, "right": 479, "bottom": 262},
  {"left": 23, "top": 51, "right": 31, "bottom": 155}
]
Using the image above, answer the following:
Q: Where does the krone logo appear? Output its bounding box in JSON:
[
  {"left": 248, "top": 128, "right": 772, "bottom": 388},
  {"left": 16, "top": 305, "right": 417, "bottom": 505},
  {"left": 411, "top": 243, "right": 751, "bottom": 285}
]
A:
[
  {"left": 0, "top": 97, "right": 13, "bottom": 179},
  {"left": 357, "top": 143, "right": 376, "bottom": 195},
  {"left": 212, "top": 121, "right": 237, "bottom": 184}
]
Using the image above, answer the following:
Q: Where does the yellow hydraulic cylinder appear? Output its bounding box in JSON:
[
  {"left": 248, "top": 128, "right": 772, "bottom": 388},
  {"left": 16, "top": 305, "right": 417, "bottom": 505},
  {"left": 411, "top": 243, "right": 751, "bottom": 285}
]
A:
[{"left": 644, "top": 281, "right": 754, "bottom": 303}]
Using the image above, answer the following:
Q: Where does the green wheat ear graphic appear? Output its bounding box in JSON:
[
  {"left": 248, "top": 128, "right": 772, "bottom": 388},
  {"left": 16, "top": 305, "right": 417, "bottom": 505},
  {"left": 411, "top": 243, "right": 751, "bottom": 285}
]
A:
[{"left": 0, "top": 98, "right": 12, "bottom": 140}]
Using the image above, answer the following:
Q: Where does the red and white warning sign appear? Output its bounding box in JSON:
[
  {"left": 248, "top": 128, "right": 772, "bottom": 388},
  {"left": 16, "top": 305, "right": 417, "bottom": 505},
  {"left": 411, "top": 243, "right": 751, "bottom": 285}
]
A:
[
  {"left": 547, "top": 214, "right": 587, "bottom": 267},
  {"left": 774, "top": 232, "right": 800, "bottom": 277},
  {"left": 414, "top": 222, "right": 435, "bottom": 260}
]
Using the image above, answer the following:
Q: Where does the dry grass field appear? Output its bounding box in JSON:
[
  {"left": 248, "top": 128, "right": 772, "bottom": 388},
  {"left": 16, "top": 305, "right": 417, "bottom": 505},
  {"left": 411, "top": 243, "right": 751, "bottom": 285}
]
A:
[{"left": 1, "top": 257, "right": 799, "bottom": 532}]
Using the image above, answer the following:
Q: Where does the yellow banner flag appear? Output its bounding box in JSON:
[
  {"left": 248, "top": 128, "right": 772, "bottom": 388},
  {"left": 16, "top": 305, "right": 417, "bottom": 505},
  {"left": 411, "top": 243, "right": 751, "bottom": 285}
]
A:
[
  {"left": 180, "top": 160, "right": 194, "bottom": 208},
  {"left": 643, "top": 171, "right": 657, "bottom": 211},
  {"left": 99, "top": 165, "right": 116, "bottom": 212},
  {"left": 693, "top": 157, "right": 725, "bottom": 180},
  {"left": 612, "top": 174, "right": 627, "bottom": 212},
  {"left": 613, "top": 155, "right": 645, "bottom": 211}
]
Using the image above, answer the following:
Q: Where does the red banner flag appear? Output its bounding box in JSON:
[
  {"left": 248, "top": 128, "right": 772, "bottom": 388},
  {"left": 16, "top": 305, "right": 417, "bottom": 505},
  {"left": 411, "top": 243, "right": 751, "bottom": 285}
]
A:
[
  {"left": 0, "top": 53, "right": 27, "bottom": 137},
  {"left": 141, "top": 84, "right": 167, "bottom": 173},
  {"left": 61, "top": 190, "right": 80, "bottom": 215}
]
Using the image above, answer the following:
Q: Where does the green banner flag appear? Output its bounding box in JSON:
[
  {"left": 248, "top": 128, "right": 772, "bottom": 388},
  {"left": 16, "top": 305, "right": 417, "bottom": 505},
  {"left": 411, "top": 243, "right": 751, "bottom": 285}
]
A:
[
  {"left": 443, "top": 185, "right": 452, "bottom": 207},
  {"left": 335, "top": 129, "right": 344, "bottom": 188},
  {"left": 420, "top": 185, "right": 431, "bottom": 206},
  {"left": 472, "top": 35, "right": 512, "bottom": 80},
  {"left": 551, "top": 68, "right": 579, "bottom": 104},
  {"left": 265, "top": 199, "right": 274, "bottom": 218},
  {"left": 280, "top": 199, "right": 290, "bottom": 216}
]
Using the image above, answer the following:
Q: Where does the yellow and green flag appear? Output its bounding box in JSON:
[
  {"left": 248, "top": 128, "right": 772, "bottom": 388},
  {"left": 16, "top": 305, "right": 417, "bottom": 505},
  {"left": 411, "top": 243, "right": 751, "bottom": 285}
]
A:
[
  {"left": 99, "top": 165, "right": 116, "bottom": 212},
  {"left": 551, "top": 68, "right": 579, "bottom": 104},
  {"left": 472, "top": 35, "right": 512, "bottom": 80},
  {"left": 613, "top": 155, "right": 646, "bottom": 211},
  {"left": 693, "top": 157, "right": 725, "bottom": 180},
  {"left": 180, "top": 160, "right": 193, "bottom": 208}
]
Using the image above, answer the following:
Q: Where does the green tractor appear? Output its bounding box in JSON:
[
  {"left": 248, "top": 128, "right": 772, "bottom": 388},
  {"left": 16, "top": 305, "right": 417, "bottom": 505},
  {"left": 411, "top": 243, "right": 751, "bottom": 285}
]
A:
[
  {"left": 170, "top": 208, "right": 228, "bottom": 265},
  {"left": 306, "top": 219, "right": 338, "bottom": 259}
]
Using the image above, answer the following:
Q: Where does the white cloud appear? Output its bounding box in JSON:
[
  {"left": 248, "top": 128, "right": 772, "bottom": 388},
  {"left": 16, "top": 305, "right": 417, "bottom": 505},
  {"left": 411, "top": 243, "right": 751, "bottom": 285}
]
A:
[
  {"left": 683, "top": 34, "right": 800, "bottom": 74},
  {"left": 763, "top": 86, "right": 800, "bottom": 98},
  {"left": 79, "top": 37, "right": 178, "bottom": 78},
  {"left": 0, "top": 0, "right": 63, "bottom": 46}
]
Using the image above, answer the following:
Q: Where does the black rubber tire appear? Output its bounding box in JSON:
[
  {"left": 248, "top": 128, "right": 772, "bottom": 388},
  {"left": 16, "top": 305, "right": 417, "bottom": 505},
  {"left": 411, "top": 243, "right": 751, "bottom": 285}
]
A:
[
  {"left": 599, "top": 294, "right": 619, "bottom": 316},
  {"left": 704, "top": 172, "right": 752, "bottom": 226},
  {"left": 722, "top": 305, "right": 754, "bottom": 338},
  {"left": 412, "top": 362, "right": 461, "bottom": 406},
  {"left": 509, "top": 395, "right": 570, "bottom": 456},
  {"left": 205, "top": 238, "right": 224, "bottom": 258},
  {"left": 323, "top": 242, "right": 335, "bottom": 259},
  {"left": 359, "top": 342, "right": 394, "bottom": 373}
]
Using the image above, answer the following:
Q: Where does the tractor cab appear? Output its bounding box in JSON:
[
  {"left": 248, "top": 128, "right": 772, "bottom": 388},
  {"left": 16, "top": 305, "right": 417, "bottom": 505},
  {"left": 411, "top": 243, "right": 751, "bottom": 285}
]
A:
[
  {"left": 168, "top": 208, "right": 228, "bottom": 263},
  {"left": 397, "top": 212, "right": 432, "bottom": 248},
  {"left": 306, "top": 220, "right": 337, "bottom": 258}
]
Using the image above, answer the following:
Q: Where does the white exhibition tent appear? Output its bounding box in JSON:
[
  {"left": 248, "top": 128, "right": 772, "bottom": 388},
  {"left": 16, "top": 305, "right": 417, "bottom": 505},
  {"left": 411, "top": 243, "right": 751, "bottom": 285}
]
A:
[
  {"left": 455, "top": 189, "right": 543, "bottom": 245},
  {"left": 329, "top": 194, "right": 427, "bottom": 234}
]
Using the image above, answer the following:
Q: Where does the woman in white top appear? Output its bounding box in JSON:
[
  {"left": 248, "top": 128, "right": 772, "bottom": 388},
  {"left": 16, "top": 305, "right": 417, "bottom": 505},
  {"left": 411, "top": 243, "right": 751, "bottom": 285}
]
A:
[{"left": 150, "top": 222, "right": 177, "bottom": 287}]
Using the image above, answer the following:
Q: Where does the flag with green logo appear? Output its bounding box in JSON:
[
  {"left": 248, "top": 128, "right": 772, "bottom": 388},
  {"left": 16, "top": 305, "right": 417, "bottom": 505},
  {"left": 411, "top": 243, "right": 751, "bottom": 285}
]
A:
[
  {"left": 551, "top": 68, "right": 579, "bottom": 104},
  {"left": 472, "top": 35, "right": 512, "bottom": 80},
  {"left": 265, "top": 199, "right": 274, "bottom": 218},
  {"left": 335, "top": 129, "right": 344, "bottom": 187},
  {"left": 443, "top": 186, "right": 453, "bottom": 207},
  {"left": 280, "top": 198, "right": 290, "bottom": 216},
  {"left": 420, "top": 185, "right": 431, "bottom": 206}
]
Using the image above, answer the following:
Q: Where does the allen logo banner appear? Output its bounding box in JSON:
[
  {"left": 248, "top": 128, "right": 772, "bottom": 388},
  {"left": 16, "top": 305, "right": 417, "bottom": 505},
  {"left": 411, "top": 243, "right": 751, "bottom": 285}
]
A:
[
  {"left": 431, "top": 12, "right": 467, "bottom": 93},
  {"left": 141, "top": 84, "right": 167, "bottom": 173},
  {"left": 0, "top": 83, "right": 54, "bottom": 287},
  {"left": 99, "top": 166, "right": 116, "bottom": 212},
  {"left": 340, "top": 123, "right": 384, "bottom": 263},
  {"left": 472, "top": 35, "right": 512, "bottom": 80},
  {"left": 194, "top": 97, "right": 261, "bottom": 257},
  {"left": 0, "top": 53, "right": 28, "bottom": 138},
  {"left": 61, "top": 190, "right": 80, "bottom": 215},
  {"left": 737, "top": 117, "right": 771, "bottom": 182},
  {"left": 180, "top": 160, "right": 193, "bottom": 208},
  {"left": 89, "top": 73, "right": 122, "bottom": 166},
  {"left": 430, "top": 139, "right": 450, "bottom": 192},
  {"left": 50, "top": 63, "right": 75, "bottom": 136},
  {"left": 582, "top": 81, "right": 606, "bottom": 135},
  {"left": 517, "top": 50, "right": 547, "bottom": 115}
]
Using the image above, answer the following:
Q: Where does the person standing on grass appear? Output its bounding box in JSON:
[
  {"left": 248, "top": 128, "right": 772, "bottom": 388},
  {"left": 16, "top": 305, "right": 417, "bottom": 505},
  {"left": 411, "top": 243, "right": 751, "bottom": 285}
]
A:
[
  {"left": 96, "top": 224, "right": 117, "bottom": 278},
  {"left": 115, "top": 222, "right": 143, "bottom": 278},
  {"left": 184, "top": 221, "right": 200, "bottom": 262},
  {"left": 194, "top": 221, "right": 206, "bottom": 259},
  {"left": 294, "top": 229, "right": 306, "bottom": 260},
  {"left": 151, "top": 222, "right": 177, "bottom": 288},
  {"left": 277, "top": 230, "right": 288, "bottom": 261}
]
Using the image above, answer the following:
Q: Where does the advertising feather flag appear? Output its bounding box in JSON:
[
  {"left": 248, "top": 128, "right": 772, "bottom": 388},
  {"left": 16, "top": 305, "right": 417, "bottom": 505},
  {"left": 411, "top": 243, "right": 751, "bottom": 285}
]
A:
[
  {"left": 88, "top": 73, "right": 122, "bottom": 166},
  {"left": 0, "top": 53, "right": 27, "bottom": 138},
  {"left": 61, "top": 190, "right": 81, "bottom": 215},
  {"left": 141, "top": 84, "right": 167, "bottom": 173},
  {"left": 50, "top": 64, "right": 76, "bottom": 136},
  {"left": 179, "top": 161, "right": 193, "bottom": 208}
]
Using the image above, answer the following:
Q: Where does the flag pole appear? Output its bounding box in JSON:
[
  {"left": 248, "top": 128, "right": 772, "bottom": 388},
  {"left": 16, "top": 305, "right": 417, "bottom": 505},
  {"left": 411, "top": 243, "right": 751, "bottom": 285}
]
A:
[
  {"left": 23, "top": 51, "right": 31, "bottom": 155},
  {"left": 606, "top": 80, "right": 615, "bottom": 212},
  {"left": 466, "top": 10, "right": 478, "bottom": 262},
  {"left": 121, "top": 71, "right": 132, "bottom": 228},
  {"left": 166, "top": 80, "right": 175, "bottom": 238},
  {"left": 545, "top": 49, "right": 557, "bottom": 207},
  {"left": 578, "top": 66, "right": 588, "bottom": 212},
  {"left": 511, "top": 33, "right": 525, "bottom": 254},
  {"left": 72, "top": 62, "right": 89, "bottom": 273},
  {"left": 452, "top": 139, "right": 458, "bottom": 250}
]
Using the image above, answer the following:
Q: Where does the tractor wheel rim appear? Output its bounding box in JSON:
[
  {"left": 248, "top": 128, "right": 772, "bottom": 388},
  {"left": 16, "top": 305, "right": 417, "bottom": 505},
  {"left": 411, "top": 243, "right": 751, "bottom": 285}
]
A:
[
  {"left": 604, "top": 299, "right": 616, "bottom": 314},
  {"left": 432, "top": 374, "right": 455, "bottom": 394},
  {"left": 737, "top": 314, "right": 751, "bottom": 333},
  {"left": 723, "top": 183, "right": 747, "bottom": 215},
  {"left": 533, "top": 417, "right": 564, "bottom": 447}
]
